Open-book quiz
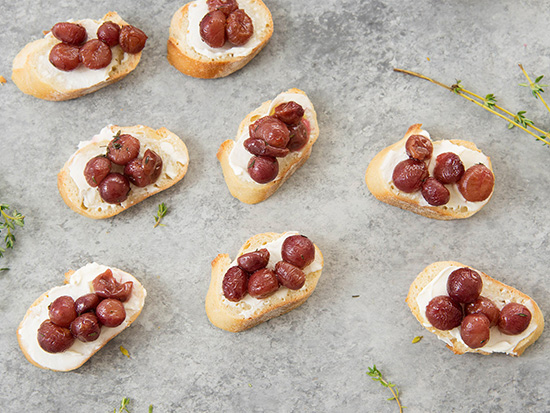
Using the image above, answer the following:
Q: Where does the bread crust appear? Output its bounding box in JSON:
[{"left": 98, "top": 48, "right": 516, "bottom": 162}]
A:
[
  {"left": 12, "top": 12, "right": 142, "bottom": 101},
  {"left": 205, "top": 232, "right": 324, "bottom": 332},
  {"left": 17, "top": 264, "right": 146, "bottom": 371},
  {"left": 167, "top": 0, "right": 273, "bottom": 78},
  {"left": 365, "top": 124, "right": 494, "bottom": 220},
  {"left": 406, "top": 261, "right": 544, "bottom": 356},
  {"left": 217, "top": 88, "right": 320, "bottom": 204},
  {"left": 57, "top": 125, "right": 189, "bottom": 219}
]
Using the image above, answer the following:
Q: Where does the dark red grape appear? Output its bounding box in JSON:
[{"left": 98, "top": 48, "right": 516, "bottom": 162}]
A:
[
  {"left": 244, "top": 138, "right": 289, "bottom": 158},
  {"left": 458, "top": 164, "right": 494, "bottom": 202},
  {"left": 51, "top": 22, "right": 87, "bottom": 45},
  {"left": 48, "top": 296, "right": 77, "bottom": 328},
  {"left": 119, "top": 25, "right": 147, "bottom": 53},
  {"left": 107, "top": 134, "right": 140, "bottom": 165},
  {"left": 249, "top": 116, "right": 290, "bottom": 148},
  {"left": 447, "top": 267, "right": 483, "bottom": 304},
  {"left": 275, "top": 261, "right": 305, "bottom": 290},
  {"left": 237, "top": 249, "right": 270, "bottom": 273},
  {"left": 247, "top": 156, "right": 279, "bottom": 184},
  {"left": 37, "top": 320, "right": 74, "bottom": 353},
  {"left": 287, "top": 122, "right": 309, "bottom": 152},
  {"left": 405, "top": 135, "right": 433, "bottom": 161},
  {"left": 274, "top": 101, "right": 305, "bottom": 125},
  {"left": 97, "top": 21, "right": 120, "bottom": 47},
  {"left": 75, "top": 293, "right": 101, "bottom": 315},
  {"left": 207, "top": 0, "right": 238, "bottom": 15},
  {"left": 392, "top": 159, "right": 429, "bottom": 193},
  {"left": 98, "top": 173, "right": 130, "bottom": 204},
  {"left": 84, "top": 156, "right": 111, "bottom": 187},
  {"left": 95, "top": 299, "right": 126, "bottom": 327},
  {"left": 425, "top": 295, "right": 463, "bottom": 330},
  {"left": 49, "top": 43, "right": 80, "bottom": 71},
  {"left": 124, "top": 149, "right": 163, "bottom": 187},
  {"left": 226, "top": 9, "right": 254, "bottom": 46},
  {"left": 421, "top": 177, "right": 450, "bottom": 206},
  {"left": 92, "top": 269, "right": 133, "bottom": 302},
  {"left": 281, "top": 235, "right": 315, "bottom": 269},
  {"left": 222, "top": 266, "right": 248, "bottom": 302},
  {"left": 464, "top": 296, "right": 500, "bottom": 327},
  {"left": 433, "top": 152, "right": 465, "bottom": 184},
  {"left": 248, "top": 268, "right": 279, "bottom": 299},
  {"left": 460, "top": 314, "right": 491, "bottom": 349},
  {"left": 498, "top": 303, "right": 532, "bottom": 335},
  {"left": 70, "top": 313, "right": 101, "bottom": 342},
  {"left": 80, "top": 39, "right": 112, "bottom": 69},
  {"left": 200, "top": 10, "right": 226, "bottom": 48}
]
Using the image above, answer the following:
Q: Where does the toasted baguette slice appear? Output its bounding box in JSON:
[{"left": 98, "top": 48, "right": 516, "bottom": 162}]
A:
[
  {"left": 58, "top": 124, "right": 189, "bottom": 219},
  {"left": 366, "top": 124, "right": 494, "bottom": 220},
  {"left": 167, "top": 0, "right": 273, "bottom": 78},
  {"left": 406, "top": 261, "right": 544, "bottom": 356},
  {"left": 217, "top": 88, "right": 320, "bottom": 204},
  {"left": 12, "top": 12, "right": 143, "bottom": 101},
  {"left": 17, "top": 263, "right": 147, "bottom": 371},
  {"left": 206, "top": 232, "right": 324, "bottom": 332}
]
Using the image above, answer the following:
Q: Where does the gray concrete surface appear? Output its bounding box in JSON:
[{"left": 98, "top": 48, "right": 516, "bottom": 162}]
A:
[{"left": 1, "top": 0, "right": 549, "bottom": 411}]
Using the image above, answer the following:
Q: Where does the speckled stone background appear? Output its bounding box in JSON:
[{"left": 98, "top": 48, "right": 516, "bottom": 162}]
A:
[{"left": 1, "top": 0, "right": 549, "bottom": 411}]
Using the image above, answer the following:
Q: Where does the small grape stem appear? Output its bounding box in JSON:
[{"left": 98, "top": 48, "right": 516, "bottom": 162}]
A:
[
  {"left": 393, "top": 68, "right": 550, "bottom": 146},
  {"left": 519, "top": 63, "right": 550, "bottom": 115}
]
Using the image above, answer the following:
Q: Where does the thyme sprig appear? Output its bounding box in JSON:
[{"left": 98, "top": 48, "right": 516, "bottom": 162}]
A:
[
  {"left": 394, "top": 66, "right": 550, "bottom": 146},
  {"left": 367, "top": 365, "right": 404, "bottom": 412},
  {"left": 0, "top": 204, "right": 25, "bottom": 258},
  {"left": 154, "top": 203, "right": 168, "bottom": 228},
  {"left": 115, "top": 397, "right": 131, "bottom": 413}
]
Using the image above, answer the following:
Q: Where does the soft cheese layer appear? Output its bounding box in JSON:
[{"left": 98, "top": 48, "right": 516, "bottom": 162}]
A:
[
  {"left": 416, "top": 265, "right": 537, "bottom": 355},
  {"left": 18, "top": 263, "right": 146, "bottom": 371},
  {"left": 221, "top": 232, "right": 323, "bottom": 318},
  {"left": 228, "top": 91, "right": 316, "bottom": 183}
]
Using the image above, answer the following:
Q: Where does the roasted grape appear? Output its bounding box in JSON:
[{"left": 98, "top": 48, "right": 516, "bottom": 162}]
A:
[
  {"left": 498, "top": 303, "right": 531, "bottom": 335},
  {"left": 287, "top": 122, "right": 308, "bottom": 152},
  {"left": 281, "top": 235, "right": 315, "bottom": 269},
  {"left": 49, "top": 43, "right": 81, "bottom": 71},
  {"left": 200, "top": 10, "right": 226, "bottom": 48},
  {"left": 244, "top": 138, "right": 290, "bottom": 158},
  {"left": 97, "top": 21, "right": 120, "bottom": 47},
  {"left": 405, "top": 134, "right": 433, "bottom": 161},
  {"left": 274, "top": 101, "right": 305, "bottom": 125},
  {"left": 70, "top": 313, "right": 101, "bottom": 342},
  {"left": 247, "top": 156, "right": 279, "bottom": 184},
  {"left": 222, "top": 266, "right": 248, "bottom": 302},
  {"left": 95, "top": 299, "right": 126, "bottom": 328},
  {"left": 458, "top": 164, "right": 494, "bottom": 202},
  {"left": 392, "top": 159, "right": 429, "bottom": 193},
  {"left": 107, "top": 134, "right": 140, "bottom": 165},
  {"left": 460, "top": 314, "right": 491, "bottom": 349},
  {"left": 421, "top": 177, "right": 450, "bottom": 206},
  {"left": 124, "top": 149, "right": 163, "bottom": 187},
  {"left": 92, "top": 269, "right": 133, "bottom": 302},
  {"left": 51, "top": 22, "right": 87, "bottom": 46},
  {"left": 48, "top": 296, "right": 77, "bottom": 328},
  {"left": 75, "top": 293, "right": 101, "bottom": 315},
  {"left": 237, "top": 249, "right": 270, "bottom": 273},
  {"left": 84, "top": 156, "right": 111, "bottom": 187},
  {"left": 37, "top": 320, "right": 75, "bottom": 353},
  {"left": 248, "top": 268, "right": 279, "bottom": 299},
  {"left": 249, "top": 116, "right": 290, "bottom": 148},
  {"left": 226, "top": 9, "right": 254, "bottom": 46},
  {"left": 119, "top": 25, "right": 148, "bottom": 53},
  {"left": 425, "top": 295, "right": 463, "bottom": 330},
  {"left": 207, "top": 0, "right": 238, "bottom": 16},
  {"left": 447, "top": 267, "right": 483, "bottom": 304},
  {"left": 275, "top": 261, "right": 305, "bottom": 290},
  {"left": 80, "top": 39, "right": 112, "bottom": 70},
  {"left": 464, "top": 296, "right": 500, "bottom": 327},
  {"left": 433, "top": 152, "right": 465, "bottom": 184},
  {"left": 98, "top": 173, "right": 131, "bottom": 204}
]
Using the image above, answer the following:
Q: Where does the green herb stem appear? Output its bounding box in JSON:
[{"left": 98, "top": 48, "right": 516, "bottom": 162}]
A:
[
  {"left": 367, "top": 365, "right": 404, "bottom": 412},
  {"left": 519, "top": 64, "right": 550, "bottom": 115}
]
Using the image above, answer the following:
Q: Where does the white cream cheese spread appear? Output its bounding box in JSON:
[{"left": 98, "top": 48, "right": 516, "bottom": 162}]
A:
[
  {"left": 228, "top": 91, "right": 316, "bottom": 183},
  {"left": 221, "top": 232, "right": 323, "bottom": 318},
  {"left": 67, "top": 125, "right": 189, "bottom": 213},
  {"left": 186, "top": 0, "right": 265, "bottom": 58},
  {"left": 415, "top": 265, "right": 537, "bottom": 355},
  {"left": 18, "top": 263, "right": 146, "bottom": 371},
  {"left": 380, "top": 130, "right": 492, "bottom": 213}
]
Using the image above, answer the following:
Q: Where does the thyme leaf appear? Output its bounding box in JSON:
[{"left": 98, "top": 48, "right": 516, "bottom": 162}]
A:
[
  {"left": 0, "top": 204, "right": 25, "bottom": 258},
  {"left": 154, "top": 203, "right": 168, "bottom": 228},
  {"left": 412, "top": 336, "right": 423, "bottom": 344},
  {"left": 367, "top": 365, "right": 404, "bottom": 412}
]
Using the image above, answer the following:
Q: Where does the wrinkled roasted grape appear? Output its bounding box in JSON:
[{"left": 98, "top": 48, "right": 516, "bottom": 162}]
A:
[
  {"left": 222, "top": 266, "right": 248, "bottom": 302},
  {"left": 274, "top": 101, "right": 305, "bottom": 126},
  {"left": 447, "top": 267, "right": 483, "bottom": 304},
  {"left": 248, "top": 268, "right": 279, "bottom": 299},
  {"left": 458, "top": 164, "right": 494, "bottom": 202},
  {"left": 498, "top": 303, "right": 531, "bottom": 335},
  {"left": 124, "top": 149, "right": 163, "bottom": 187},
  {"left": 281, "top": 235, "right": 315, "bottom": 269},
  {"left": 275, "top": 261, "right": 305, "bottom": 290},
  {"left": 70, "top": 313, "right": 101, "bottom": 342},
  {"left": 425, "top": 295, "right": 463, "bottom": 330},
  {"left": 433, "top": 152, "right": 465, "bottom": 184},
  {"left": 95, "top": 299, "right": 126, "bottom": 327},
  {"left": 405, "top": 134, "right": 433, "bottom": 161},
  {"left": 244, "top": 138, "right": 289, "bottom": 158},
  {"left": 200, "top": 10, "right": 226, "bottom": 48},
  {"left": 464, "top": 296, "right": 500, "bottom": 327},
  {"left": 247, "top": 156, "right": 279, "bottom": 184},
  {"left": 97, "top": 21, "right": 120, "bottom": 47},
  {"left": 392, "top": 159, "right": 429, "bottom": 193},
  {"left": 107, "top": 134, "right": 140, "bottom": 165},
  {"left": 237, "top": 249, "right": 270, "bottom": 273},
  {"left": 84, "top": 156, "right": 111, "bottom": 187},
  {"left": 119, "top": 25, "right": 148, "bottom": 53},
  {"left": 287, "top": 122, "right": 308, "bottom": 152},
  {"left": 51, "top": 22, "right": 87, "bottom": 45},
  {"left": 207, "top": 0, "right": 238, "bottom": 16},
  {"left": 80, "top": 39, "right": 112, "bottom": 69},
  {"left": 98, "top": 173, "right": 131, "bottom": 204},
  {"left": 37, "top": 320, "right": 75, "bottom": 353},
  {"left": 75, "top": 293, "right": 101, "bottom": 315},
  {"left": 249, "top": 116, "right": 290, "bottom": 148},
  {"left": 48, "top": 296, "right": 77, "bottom": 328},
  {"left": 49, "top": 43, "right": 81, "bottom": 71},
  {"left": 421, "top": 177, "right": 450, "bottom": 206},
  {"left": 226, "top": 9, "right": 254, "bottom": 46},
  {"left": 460, "top": 314, "right": 491, "bottom": 349},
  {"left": 92, "top": 269, "right": 133, "bottom": 302}
]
